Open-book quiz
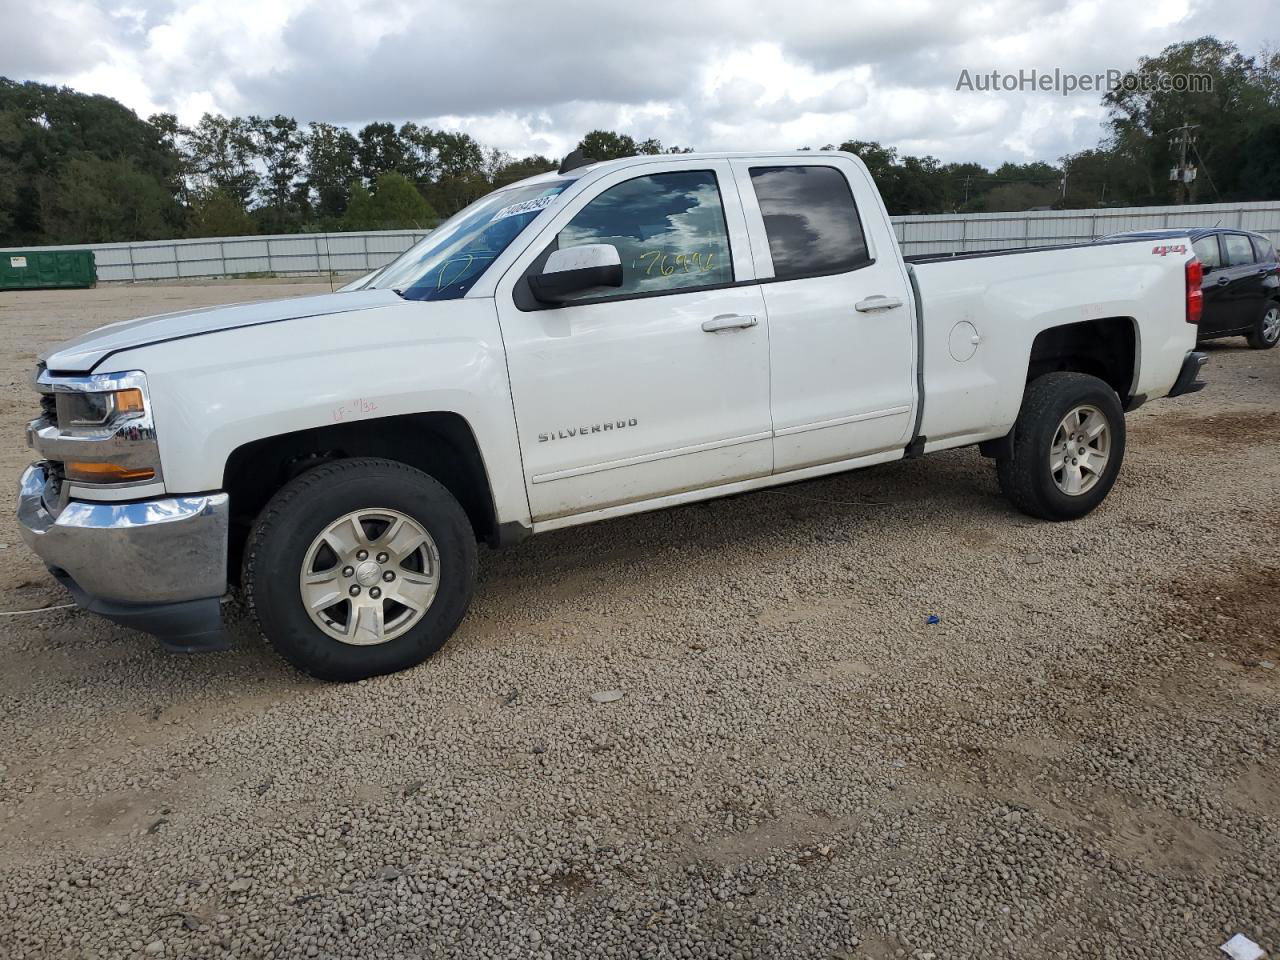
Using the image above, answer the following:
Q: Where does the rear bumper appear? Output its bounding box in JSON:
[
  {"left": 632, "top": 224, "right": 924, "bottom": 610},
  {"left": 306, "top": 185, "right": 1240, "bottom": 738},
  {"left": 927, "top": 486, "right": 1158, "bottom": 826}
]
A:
[
  {"left": 17, "top": 462, "right": 230, "bottom": 650},
  {"left": 1167, "top": 350, "right": 1208, "bottom": 398}
]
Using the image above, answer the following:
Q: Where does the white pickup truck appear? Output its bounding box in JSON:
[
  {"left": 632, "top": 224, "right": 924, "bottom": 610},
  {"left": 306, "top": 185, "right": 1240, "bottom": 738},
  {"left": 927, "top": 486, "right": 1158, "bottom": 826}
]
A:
[{"left": 18, "top": 150, "right": 1208, "bottom": 680}]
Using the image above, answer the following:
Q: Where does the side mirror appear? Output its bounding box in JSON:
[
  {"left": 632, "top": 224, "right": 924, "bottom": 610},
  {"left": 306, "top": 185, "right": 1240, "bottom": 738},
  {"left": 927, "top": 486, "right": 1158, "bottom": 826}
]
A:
[
  {"left": 1202, "top": 263, "right": 1215, "bottom": 275},
  {"left": 529, "top": 244, "right": 623, "bottom": 304}
]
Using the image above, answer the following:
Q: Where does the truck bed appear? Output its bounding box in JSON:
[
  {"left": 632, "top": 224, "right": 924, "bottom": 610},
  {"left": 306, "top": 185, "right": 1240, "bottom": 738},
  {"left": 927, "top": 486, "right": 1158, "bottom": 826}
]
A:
[{"left": 908, "top": 234, "right": 1195, "bottom": 451}]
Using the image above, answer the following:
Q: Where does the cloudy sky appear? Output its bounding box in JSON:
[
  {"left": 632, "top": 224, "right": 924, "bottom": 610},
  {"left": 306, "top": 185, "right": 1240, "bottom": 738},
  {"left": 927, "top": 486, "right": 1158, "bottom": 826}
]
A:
[{"left": 2, "top": 0, "right": 1274, "bottom": 166}]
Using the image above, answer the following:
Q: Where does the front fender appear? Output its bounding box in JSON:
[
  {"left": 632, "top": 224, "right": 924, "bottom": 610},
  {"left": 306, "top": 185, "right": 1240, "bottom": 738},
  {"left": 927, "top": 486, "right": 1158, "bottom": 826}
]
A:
[{"left": 107, "top": 298, "right": 532, "bottom": 529}]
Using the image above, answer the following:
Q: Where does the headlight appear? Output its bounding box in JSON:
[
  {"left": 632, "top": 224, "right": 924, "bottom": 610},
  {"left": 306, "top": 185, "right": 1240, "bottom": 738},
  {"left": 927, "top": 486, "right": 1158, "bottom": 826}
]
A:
[
  {"left": 34, "top": 370, "right": 162, "bottom": 489},
  {"left": 55, "top": 388, "right": 145, "bottom": 427}
]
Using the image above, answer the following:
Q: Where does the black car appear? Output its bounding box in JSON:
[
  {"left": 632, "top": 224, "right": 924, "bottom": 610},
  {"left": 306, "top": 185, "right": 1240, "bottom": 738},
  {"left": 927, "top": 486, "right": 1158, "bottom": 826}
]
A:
[{"left": 1107, "top": 228, "right": 1280, "bottom": 349}]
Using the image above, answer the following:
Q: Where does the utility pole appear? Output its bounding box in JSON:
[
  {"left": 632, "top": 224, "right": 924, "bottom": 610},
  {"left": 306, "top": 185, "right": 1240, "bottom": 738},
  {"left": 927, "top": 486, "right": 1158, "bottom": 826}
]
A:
[{"left": 1168, "top": 121, "right": 1199, "bottom": 204}]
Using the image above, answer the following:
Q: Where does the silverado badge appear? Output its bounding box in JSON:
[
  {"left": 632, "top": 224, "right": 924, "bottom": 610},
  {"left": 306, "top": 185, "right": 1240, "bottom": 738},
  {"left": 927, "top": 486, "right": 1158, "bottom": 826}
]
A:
[{"left": 538, "top": 418, "right": 638, "bottom": 442}]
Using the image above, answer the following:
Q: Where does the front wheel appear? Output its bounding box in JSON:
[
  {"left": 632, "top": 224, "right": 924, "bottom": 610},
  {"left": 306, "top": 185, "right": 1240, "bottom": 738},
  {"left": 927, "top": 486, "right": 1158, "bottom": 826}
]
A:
[
  {"left": 243, "top": 458, "right": 477, "bottom": 681},
  {"left": 1246, "top": 300, "right": 1280, "bottom": 349},
  {"left": 996, "top": 372, "right": 1126, "bottom": 521}
]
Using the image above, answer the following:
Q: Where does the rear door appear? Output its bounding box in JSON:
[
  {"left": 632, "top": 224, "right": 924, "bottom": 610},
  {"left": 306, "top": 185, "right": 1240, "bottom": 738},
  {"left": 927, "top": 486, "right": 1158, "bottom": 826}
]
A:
[
  {"left": 1220, "top": 232, "right": 1263, "bottom": 332},
  {"left": 731, "top": 157, "right": 916, "bottom": 473},
  {"left": 493, "top": 161, "right": 773, "bottom": 522}
]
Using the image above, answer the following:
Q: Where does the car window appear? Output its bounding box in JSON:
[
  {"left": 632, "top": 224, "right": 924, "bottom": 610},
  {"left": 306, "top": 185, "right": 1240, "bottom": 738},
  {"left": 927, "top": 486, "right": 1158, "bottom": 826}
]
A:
[
  {"left": 1192, "top": 236, "right": 1222, "bottom": 269},
  {"left": 748, "top": 165, "right": 870, "bottom": 280},
  {"left": 1223, "top": 234, "right": 1255, "bottom": 266},
  {"left": 554, "top": 170, "right": 733, "bottom": 300},
  {"left": 1252, "top": 236, "right": 1277, "bottom": 263}
]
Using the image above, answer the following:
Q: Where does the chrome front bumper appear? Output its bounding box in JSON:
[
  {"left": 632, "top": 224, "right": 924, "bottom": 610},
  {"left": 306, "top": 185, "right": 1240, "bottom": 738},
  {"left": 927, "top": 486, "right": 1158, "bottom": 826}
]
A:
[{"left": 18, "top": 462, "right": 230, "bottom": 621}]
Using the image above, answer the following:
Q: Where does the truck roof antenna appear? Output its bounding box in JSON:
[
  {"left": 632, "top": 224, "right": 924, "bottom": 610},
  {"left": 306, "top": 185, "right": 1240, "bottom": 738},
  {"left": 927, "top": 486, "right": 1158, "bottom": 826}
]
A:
[{"left": 558, "top": 149, "right": 596, "bottom": 174}]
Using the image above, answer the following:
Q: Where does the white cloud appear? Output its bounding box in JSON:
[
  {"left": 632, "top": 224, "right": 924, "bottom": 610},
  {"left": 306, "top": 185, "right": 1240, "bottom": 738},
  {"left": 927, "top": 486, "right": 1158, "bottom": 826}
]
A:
[{"left": 2, "top": 0, "right": 1274, "bottom": 166}]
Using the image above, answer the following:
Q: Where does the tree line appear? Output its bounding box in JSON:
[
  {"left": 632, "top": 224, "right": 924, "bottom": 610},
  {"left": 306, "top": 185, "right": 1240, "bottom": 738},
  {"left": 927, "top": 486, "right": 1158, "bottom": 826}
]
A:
[{"left": 1, "top": 36, "right": 1278, "bottom": 248}]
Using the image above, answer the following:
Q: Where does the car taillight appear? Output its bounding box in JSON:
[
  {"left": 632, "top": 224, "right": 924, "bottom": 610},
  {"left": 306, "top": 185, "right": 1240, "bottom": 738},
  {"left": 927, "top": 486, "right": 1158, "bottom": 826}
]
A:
[{"left": 1186, "top": 258, "right": 1203, "bottom": 325}]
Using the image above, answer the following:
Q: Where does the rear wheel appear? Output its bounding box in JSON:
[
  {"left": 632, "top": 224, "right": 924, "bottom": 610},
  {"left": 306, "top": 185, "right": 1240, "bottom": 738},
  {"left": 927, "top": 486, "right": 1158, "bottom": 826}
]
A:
[
  {"left": 243, "top": 458, "right": 477, "bottom": 681},
  {"left": 996, "top": 372, "right": 1126, "bottom": 521},
  {"left": 1246, "top": 300, "right": 1280, "bottom": 349}
]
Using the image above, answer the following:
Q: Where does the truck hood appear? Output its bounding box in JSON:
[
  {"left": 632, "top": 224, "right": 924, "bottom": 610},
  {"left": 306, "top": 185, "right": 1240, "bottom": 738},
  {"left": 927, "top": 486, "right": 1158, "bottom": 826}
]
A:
[{"left": 41, "top": 289, "right": 404, "bottom": 374}]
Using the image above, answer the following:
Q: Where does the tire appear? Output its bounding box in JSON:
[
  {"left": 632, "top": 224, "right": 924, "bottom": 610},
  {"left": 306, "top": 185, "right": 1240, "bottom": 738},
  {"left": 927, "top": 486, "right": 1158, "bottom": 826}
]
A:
[
  {"left": 996, "top": 372, "right": 1126, "bottom": 521},
  {"left": 243, "top": 458, "right": 477, "bottom": 682},
  {"left": 1246, "top": 300, "right": 1280, "bottom": 350}
]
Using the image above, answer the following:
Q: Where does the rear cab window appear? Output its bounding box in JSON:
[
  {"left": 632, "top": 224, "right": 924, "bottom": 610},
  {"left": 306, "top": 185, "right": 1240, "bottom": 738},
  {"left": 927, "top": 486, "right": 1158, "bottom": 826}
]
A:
[
  {"left": 1223, "top": 233, "right": 1256, "bottom": 266},
  {"left": 748, "top": 165, "right": 870, "bottom": 280}
]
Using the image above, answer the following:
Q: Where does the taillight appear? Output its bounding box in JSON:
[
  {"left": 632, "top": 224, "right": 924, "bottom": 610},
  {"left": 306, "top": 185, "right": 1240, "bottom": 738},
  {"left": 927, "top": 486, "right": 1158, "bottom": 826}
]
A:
[{"left": 1185, "top": 258, "right": 1203, "bottom": 325}]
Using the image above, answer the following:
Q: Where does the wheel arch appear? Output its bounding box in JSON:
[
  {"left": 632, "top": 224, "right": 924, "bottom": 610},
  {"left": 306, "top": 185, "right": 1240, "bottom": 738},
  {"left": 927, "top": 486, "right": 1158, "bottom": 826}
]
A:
[
  {"left": 223, "top": 412, "right": 500, "bottom": 584},
  {"left": 1023, "top": 316, "right": 1138, "bottom": 401},
  {"left": 981, "top": 316, "right": 1137, "bottom": 460}
]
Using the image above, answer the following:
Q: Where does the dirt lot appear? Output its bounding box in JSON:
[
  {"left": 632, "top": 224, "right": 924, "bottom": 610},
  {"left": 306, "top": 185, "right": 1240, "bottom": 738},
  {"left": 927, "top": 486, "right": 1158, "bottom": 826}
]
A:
[{"left": 1, "top": 281, "right": 1277, "bottom": 960}]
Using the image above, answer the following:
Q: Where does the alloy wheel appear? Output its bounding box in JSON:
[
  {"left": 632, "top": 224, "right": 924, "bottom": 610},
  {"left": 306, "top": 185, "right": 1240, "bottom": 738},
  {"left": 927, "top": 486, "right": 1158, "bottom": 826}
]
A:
[
  {"left": 299, "top": 508, "right": 440, "bottom": 645},
  {"left": 1050, "top": 404, "right": 1111, "bottom": 496}
]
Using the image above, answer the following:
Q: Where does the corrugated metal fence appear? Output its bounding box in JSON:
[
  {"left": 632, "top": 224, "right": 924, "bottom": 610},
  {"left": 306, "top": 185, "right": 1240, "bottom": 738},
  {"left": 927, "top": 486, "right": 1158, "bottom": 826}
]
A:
[
  {"left": 894, "top": 201, "right": 1280, "bottom": 257},
  {"left": 4, "top": 201, "right": 1279, "bottom": 283},
  {"left": 1, "top": 230, "right": 431, "bottom": 283}
]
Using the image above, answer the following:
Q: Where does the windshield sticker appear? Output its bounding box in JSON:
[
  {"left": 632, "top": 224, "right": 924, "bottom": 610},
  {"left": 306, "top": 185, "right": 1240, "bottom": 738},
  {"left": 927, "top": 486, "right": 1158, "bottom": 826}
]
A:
[{"left": 489, "top": 194, "right": 558, "bottom": 223}]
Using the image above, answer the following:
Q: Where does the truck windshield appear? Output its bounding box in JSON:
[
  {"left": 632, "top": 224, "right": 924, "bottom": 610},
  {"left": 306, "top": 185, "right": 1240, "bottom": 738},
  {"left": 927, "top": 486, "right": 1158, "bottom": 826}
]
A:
[{"left": 360, "top": 180, "right": 575, "bottom": 301}]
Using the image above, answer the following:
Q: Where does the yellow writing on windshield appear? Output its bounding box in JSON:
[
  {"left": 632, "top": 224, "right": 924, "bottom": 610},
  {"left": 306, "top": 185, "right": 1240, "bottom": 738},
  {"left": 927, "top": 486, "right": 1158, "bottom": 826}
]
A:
[{"left": 434, "top": 254, "right": 497, "bottom": 289}]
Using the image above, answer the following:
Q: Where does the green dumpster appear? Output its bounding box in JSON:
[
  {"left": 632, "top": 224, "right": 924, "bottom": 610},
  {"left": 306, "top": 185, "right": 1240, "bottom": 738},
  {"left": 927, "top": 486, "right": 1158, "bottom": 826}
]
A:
[{"left": 0, "top": 249, "right": 97, "bottom": 290}]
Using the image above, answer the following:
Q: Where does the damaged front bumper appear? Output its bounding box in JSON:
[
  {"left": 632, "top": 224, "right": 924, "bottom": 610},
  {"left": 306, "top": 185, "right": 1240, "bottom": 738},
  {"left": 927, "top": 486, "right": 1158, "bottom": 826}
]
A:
[{"left": 16, "top": 462, "right": 231, "bottom": 650}]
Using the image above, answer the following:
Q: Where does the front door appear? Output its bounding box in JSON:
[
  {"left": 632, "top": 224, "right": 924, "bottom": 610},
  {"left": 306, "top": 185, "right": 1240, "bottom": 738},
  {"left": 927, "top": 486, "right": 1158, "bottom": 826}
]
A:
[
  {"left": 731, "top": 157, "right": 917, "bottom": 472},
  {"left": 494, "top": 161, "right": 773, "bottom": 522},
  {"left": 1193, "top": 234, "right": 1231, "bottom": 335}
]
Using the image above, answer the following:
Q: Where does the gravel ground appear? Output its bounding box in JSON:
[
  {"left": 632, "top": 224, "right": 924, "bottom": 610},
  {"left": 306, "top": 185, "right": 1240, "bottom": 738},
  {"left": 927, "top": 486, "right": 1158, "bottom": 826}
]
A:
[{"left": 0, "top": 281, "right": 1277, "bottom": 960}]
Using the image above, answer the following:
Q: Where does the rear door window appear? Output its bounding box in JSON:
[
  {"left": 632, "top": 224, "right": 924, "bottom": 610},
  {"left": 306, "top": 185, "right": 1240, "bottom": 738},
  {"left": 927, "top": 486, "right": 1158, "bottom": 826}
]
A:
[
  {"left": 1251, "top": 235, "right": 1277, "bottom": 263},
  {"left": 1192, "top": 235, "right": 1222, "bottom": 269},
  {"left": 1223, "top": 233, "right": 1256, "bottom": 266},
  {"left": 748, "top": 165, "right": 870, "bottom": 280}
]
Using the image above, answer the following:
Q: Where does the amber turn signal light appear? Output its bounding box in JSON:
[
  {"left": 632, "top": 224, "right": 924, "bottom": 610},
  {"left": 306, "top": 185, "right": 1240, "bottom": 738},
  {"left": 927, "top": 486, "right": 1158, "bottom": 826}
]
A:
[
  {"left": 64, "top": 461, "right": 156, "bottom": 483},
  {"left": 113, "top": 388, "right": 145, "bottom": 415}
]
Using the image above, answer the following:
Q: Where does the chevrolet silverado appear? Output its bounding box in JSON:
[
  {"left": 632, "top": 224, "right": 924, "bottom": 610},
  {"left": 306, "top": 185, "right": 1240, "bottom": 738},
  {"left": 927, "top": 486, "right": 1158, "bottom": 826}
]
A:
[{"left": 18, "top": 150, "right": 1209, "bottom": 680}]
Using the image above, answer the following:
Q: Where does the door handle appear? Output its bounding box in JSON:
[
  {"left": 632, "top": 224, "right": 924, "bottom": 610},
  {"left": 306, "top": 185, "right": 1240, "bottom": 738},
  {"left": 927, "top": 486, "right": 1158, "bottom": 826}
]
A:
[
  {"left": 855, "top": 295, "right": 903, "bottom": 313},
  {"left": 1217, "top": 276, "right": 1230, "bottom": 285},
  {"left": 701, "top": 314, "right": 758, "bottom": 332}
]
